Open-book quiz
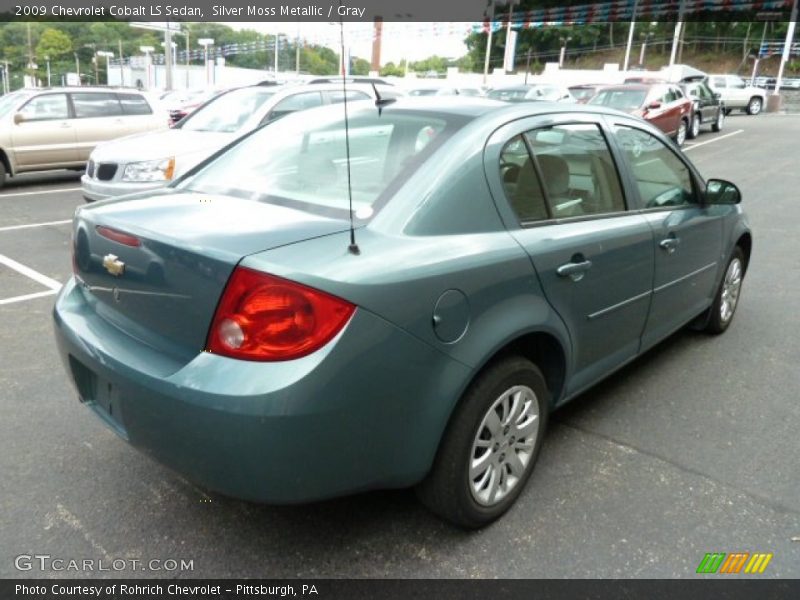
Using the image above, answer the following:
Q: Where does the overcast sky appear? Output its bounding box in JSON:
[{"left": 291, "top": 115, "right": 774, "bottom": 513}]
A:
[{"left": 227, "top": 22, "right": 471, "bottom": 64}]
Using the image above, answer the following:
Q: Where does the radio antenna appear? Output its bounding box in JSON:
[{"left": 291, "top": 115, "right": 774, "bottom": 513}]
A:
[{"left": 338, "top": 10, "right": 360, "bottom": 255}]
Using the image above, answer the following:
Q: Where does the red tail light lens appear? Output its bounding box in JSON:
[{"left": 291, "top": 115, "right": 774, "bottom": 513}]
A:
[{"left": 206, "top": 267, "right": 356, "bottom": 361}]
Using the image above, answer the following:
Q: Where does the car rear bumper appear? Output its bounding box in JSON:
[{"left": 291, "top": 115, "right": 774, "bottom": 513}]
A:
[
  {"left": 81, "top": 174, "right": 165, "bottom": 202},
  {"left": 53, "top": 277, "right": 471, "bottom": 503}
]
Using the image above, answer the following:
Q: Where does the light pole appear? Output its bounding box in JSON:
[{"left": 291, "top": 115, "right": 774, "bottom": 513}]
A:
[
  {"left": 639, "top": 32, "right": 653, "bottom": 66},
  {"left": 559, "top": 36, "right": 572, "bottom": 68},
  {"left": 96, "top": 51, "right": 114, "bottom": 85},
  {"left": 140, "top": 46, "right": 154, "bottom": 89},
  {"left": 623, "top": 0, "right": 640, "bottom": 72},
  {"left": 198, "top": 38, "right": 214, "bottom": 86},
  {"left": 483, "top": 0, "right": 496, "bottom": 86},
  {"left": 44, "top": 55, "right": 51, "bottom": 87},
  {"left": 162, "top": 41, "right": 177, "bottom": 90},
  {"left": 74, "top": 52, "right": 80, "bottom": 84}
]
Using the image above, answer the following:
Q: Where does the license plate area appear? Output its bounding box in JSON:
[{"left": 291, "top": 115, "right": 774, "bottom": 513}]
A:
[{"left": 68, "top": 355, "right": 129, "bottom": 440}]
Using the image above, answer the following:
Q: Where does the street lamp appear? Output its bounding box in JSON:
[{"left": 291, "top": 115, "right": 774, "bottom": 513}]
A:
[
  {"left": 44, "top": 55, "right": 51, "bottom": 87},
  {"left": 198, "top": 38, "right": 214, "bottom": 85},
  {"left": 140, "top": 46, "right": 154, "bottom": 90},
  {"left": 559, "top": 36, "right": 572, "bottom": 68},
  {"left": 96, "top": 51, "right": 114, "bottom": 85}
]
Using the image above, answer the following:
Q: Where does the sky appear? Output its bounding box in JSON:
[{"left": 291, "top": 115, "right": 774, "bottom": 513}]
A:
[{"left": 227, "top": 22, "right": 472, "bottom": 64}]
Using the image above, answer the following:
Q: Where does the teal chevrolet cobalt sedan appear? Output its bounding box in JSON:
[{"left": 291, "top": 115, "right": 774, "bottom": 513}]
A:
[{"left": 53, "top": 98, "right": 751, "bottom": 528}]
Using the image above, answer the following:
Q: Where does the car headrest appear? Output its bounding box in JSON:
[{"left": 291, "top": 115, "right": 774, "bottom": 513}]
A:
[{"left": 536, "top": 154, "right": 570, "bottom": 196}]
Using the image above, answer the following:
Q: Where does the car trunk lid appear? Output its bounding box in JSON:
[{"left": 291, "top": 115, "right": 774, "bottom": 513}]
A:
[{"left": 73, "top": 191, "right": 350, "bottom": 358}]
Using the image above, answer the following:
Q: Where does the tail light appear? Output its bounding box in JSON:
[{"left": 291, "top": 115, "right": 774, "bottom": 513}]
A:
[{"left": 206, "top": 267, "right": 355, "bottom": 361}]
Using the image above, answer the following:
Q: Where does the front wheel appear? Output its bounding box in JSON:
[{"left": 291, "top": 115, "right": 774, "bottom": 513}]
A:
[
  {"left": 416, "top": 356, "right": 549, "bottom": 529},
  {"left": 705, "top": 247, "right": 745, "bottom": 334},
  {"left": 747, "top": 97, "right": 763, "bottom": 115}
]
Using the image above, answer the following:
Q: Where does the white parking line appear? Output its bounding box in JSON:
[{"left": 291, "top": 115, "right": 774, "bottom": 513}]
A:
[
  {"left": 0, "top": 253, "right": 62, "bottom": 291},
  {"left": 0, "top": 219, "right": 71, "bottom": 233},
  {"left": 0, "top": 187, "right": 81, "bottom": 199},
  {"left": 0, "top": 289, "right": 58, "bottom": 305},
  {"left": 683, "top": 129, "right": 744, "bottom": 151}
]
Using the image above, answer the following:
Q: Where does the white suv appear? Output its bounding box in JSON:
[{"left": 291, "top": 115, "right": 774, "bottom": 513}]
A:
[{"left": 707, "top": 74, "right": 767, "bottom": 115}]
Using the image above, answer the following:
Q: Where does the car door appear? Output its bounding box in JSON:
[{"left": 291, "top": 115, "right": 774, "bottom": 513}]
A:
[
  {"left": 486, "top": 115, "right": 655, "bottom": 395},
  {"left": 10, "top": 92, "right": 77, "bottom": 169},
  {"left": 69, "top": 92, "right": 128, "bottom": 161},
  {"left": 726, "top": 76, "right": 749, "bottom": 106},
  {"left": 709, "top": 76, "right": 728, "bottom": 105},
  {"left": 646, "top": 86, "right": 677, "bottom": 136},
  {"left": 608, "top": 122, "right": 723, "bottom": 350}
]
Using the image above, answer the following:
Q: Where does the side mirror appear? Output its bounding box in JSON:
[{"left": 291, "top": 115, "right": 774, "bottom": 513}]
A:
[
  {"left": 704, "top": 178, "right": 741, "bottom": 205},
  {"left": 13, "top": 113, "right": 25, "bottom": 125},
  {"left": 646, "top": 101, "right": 662, "bottom": 110}
]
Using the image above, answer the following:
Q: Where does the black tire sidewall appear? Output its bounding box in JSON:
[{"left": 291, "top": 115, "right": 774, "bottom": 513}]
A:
[
  {"left": 706, "top": 247, "right": 745, "bottom": 334},
  {"left": 418, "top": 356, "right": 550, "bottom": 529}
]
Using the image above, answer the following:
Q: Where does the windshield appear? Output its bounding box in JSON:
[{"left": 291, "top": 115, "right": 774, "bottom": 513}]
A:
[
  {"left": 0, "top": 91, "right": 31, "bottom": 119},
  {"left": 179, "top": 87, "right": 276, "bottom": 133},
  {"left": 570, "top": 87, "right": 596, "bottom": 100},
  {"left": 589, "top": 89, "right": 648, "bottom": 112},
  {"left": 177, "top": 105, "right": 468, "bottom": 219}
]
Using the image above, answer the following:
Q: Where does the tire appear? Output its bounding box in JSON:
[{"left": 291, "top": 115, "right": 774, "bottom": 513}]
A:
[
  {"left": 711, "top": 108, "right": 724, "bottom": 132},
  {"left": 0, "top": 160, "right": 6, "bottom": 189},
  {"left": 674, "top": 119, "right": 688, "bottom": 146},
  {"left": 687, "top": 114, "right": 701, "bottom": 139},
  {"left": 724, "top": 108, "right": 732, "bottom": 116},
  {"left": 747, "top": 97, "right": 763, "bottom": 115},
  {"left": 704, "top": 247, "right": 745, "bottom": 334},
  {"left": 416, "top": 356, "right": 549, "bottom": 529}
]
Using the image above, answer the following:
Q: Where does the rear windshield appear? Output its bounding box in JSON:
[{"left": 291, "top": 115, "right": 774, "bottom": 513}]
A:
[
  {"left": 589, "top": 89, "right": 648, "bottom": 111},
  {"left": 177, "top": 105, "right": 469, "bottom": 219},
  {"left": 179, "top": 87, "right": 275, "bottom": 133}
]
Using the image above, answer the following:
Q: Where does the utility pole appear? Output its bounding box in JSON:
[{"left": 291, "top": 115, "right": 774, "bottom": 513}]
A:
[
  {"left": 483, "top": 0, "right": 495, "bottom": 86},
  {"left": 274, "top": 34, "right": 279, "bottom": 74},
  {"left": 119, "top": 39, "right": 124, "bottom": 86},
  {"left": 524, "top": 48, "right": 531, "bottom": 84},
  {"left": 623, "top": 0, "right": 639, "bottom": 72},
  {"left": 773, "top": 0, "right": 798, "bottom": 101},
  {"left": 165, "top": 25, "right": 173, "bottom": 91},
  {"left": 669, "top": 0, "right": 686, "bottom": 67}
]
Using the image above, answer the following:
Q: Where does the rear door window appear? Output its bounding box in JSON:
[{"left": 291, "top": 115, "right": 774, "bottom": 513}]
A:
[
  {"left": 498, "top": 123, "right": 626, "bottom": 223},
  {"left": 117, "top": 93, "right": 153, "bottom": 115},
  {"left": 71, "top": 93, "right": 123, "bottom": 118},
  {"left": 265, "top": 91, "right": 323, "bottom": 122}
]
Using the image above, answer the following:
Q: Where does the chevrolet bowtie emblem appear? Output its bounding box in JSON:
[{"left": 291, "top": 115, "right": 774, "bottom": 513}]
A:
[{"left": 102, "top": 254, "right": 125, "bottom": 277}]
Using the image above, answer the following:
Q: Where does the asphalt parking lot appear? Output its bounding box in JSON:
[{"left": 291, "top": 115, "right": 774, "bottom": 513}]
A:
[{"left": 1, "top": 112, "right": 799, "bottom": 579}]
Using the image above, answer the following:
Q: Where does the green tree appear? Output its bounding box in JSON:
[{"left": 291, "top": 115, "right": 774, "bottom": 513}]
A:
[{"left": 36, "top": 28, "right": 72, "bottom": 62}]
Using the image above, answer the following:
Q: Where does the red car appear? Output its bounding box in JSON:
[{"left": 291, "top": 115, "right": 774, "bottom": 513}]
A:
[{"left": 588, "top": 83, "right": 693, "bottom": 146}]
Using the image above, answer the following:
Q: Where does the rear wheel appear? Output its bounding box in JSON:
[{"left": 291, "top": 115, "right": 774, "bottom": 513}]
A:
[
  {"left": 705, "top": 247, "right": 745, "bottom": 334},
  {"left": 688, "top": 114, "right": 701, "bottom": 139},
  {"left": 416, "top": 356, "right": 549, "bottom": 529},
  {"left": 0, "top": 161, "right": 6, "bottom": 189},
  {"left": 711, "top": 108, "right": 725, "bottom": 132},
  {"left": 747, "top": 97, "right": 763, "bottom": 115}
]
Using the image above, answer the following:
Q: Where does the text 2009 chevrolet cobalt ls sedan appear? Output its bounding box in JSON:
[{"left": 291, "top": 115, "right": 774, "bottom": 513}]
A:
[{"left": 54, "top": 98, "right": 751, "bottom": 528}]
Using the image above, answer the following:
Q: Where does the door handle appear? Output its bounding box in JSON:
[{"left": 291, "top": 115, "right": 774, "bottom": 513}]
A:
[
  {"left": 659, "top": 236, "right": 681, "bottom": 253},
  {"left": 557, "top": 258, "right": 593, "bottom": 281}
]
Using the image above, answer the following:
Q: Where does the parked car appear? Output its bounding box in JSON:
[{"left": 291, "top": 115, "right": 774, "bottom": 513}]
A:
[
  {"left": 679, "top": 79, "right": 725, "bottom": 138},
  {"left": 487, "top": 84, "right": 575, "bottom": 103},
  {"left": 82, "top": 82, "right": 395, "bottom": 202},
  {"left": 568, "top": 84, "right": 603, "bottom": 104},
  {"left": 707, "top": 74, "right": 767, "bottom": 115},
  {"left": 589, "top": 83, "right": 693, "bottom": 145},
  {"left": 55, "top": 98, "right": 751, "bottom": 528},
  {"left": 0, "top": 87, "right": 163, "bottom": 187},
  {"left": 407, "top": 86, "right": 480, "bottom": 97}
]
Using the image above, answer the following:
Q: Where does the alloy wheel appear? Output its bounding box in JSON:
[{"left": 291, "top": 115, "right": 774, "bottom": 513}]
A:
[
  {"left": 720, "top": 258, "right": 743, "bottom": 323},
  {"left": 469, "top": 385, "right": 540, "bottom": 507}
]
